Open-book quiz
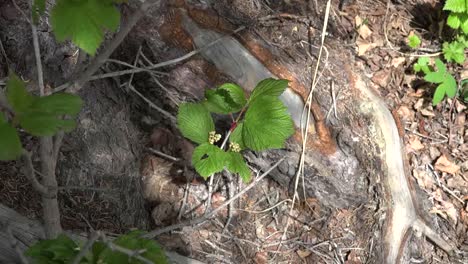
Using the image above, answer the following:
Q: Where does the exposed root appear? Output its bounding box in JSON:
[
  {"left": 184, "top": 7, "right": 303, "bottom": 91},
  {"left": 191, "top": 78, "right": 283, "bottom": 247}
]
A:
[{"left": 352, "top": 74, "right": 455, "bottom": 263}]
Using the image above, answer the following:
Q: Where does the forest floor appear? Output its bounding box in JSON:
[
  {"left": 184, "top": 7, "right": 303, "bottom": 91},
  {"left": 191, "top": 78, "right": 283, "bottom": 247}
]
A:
[{"left": 0, "top": 0, "right": 466, "bottom": 263}]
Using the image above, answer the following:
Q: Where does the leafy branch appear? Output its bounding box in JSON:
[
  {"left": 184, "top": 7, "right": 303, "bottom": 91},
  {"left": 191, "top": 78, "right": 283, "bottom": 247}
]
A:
[{"left": 177, "top": 78, "right": 294, "bottom": 182}]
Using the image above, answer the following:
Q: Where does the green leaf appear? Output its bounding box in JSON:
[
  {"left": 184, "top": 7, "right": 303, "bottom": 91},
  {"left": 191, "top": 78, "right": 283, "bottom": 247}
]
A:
[
  {"left": 248, "top": 78, "right": 289, "bottom": 105},
  {"left": 413, "top": 57, "right": 430, "bottom": 74},
  {"left": 230, "top": 122, "right": 246, "bottom": 150},
  {"left": 26, "top": 234, "right": 79, "bottom": 263},
  {"left": 192, "top": 143, "right": 226, "bottom": 178},
  {"left": 226, "top": 152, "right": 250, "bottom": 182},
  {"left": 457, "top": 35, "right": 468, "bottom": 48},
  {"left": 51, "top": 0, "right": 121, "bottom": 56},
  {"left": 11, "top": 92, "right": 82, "bottom": 136},
  {"left": 442, "top": 41, "right": 466, "bottom": 64},
  {"left": 0, "top": 122, "right": 22, "bottom": 161},
  {"left": 30, "top": 93, "right": 83, "bottom": 116},
  {"left": 32, "top": 0, "right": 46, "bottom": 23},
  {"left": 447, "top": 13, "right": 462, "bottom": 29},
  {"left": 433, "top": 85, "right": 446, "bottom": 105},
  {"left": 177, "top": 103, "right": 214, "bottom": 144},
  {"left": 424, "top": 59, "right": 446, "bottom": 83},
  {"left": 443, "top": 0, "right": 466, "bottom": 12},
  {"left": 461, "top": 13, "right": 468, "bottom": 34},
  {"left": 442, "top": 74, "right": 458, "bottom": 98},
  {"left": 243, "top": 96, "right": 294, "bottom": 151},
  {"left": 0, "top": 112, "right": 6, "bottom": 124},
  {"left": 407, "top": 34, "right": 421, "bottom": 48},
  {"left": 6, "top": 72, "right": 34, "bottom": 113},
  {"left": 19, "top": 112, "right": 76, "bottom": 136},
  {"left": 203, "top": 83, "right": 247, "bottom": 114},
  {"left": 95, "top": 231, "right": 168, "bottom": 264}
]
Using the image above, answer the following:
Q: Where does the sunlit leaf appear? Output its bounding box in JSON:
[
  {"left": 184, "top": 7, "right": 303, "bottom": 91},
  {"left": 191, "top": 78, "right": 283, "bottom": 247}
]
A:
[
  {"left": 226, "top": 152, "right": 250, "bottom": 182},
  {"left": 407, "top": 34, "right": 421, "bottom": 48},
  {"left": 51, "top": 0, "right": 121, "bottom": 55},
  {"left": 243, "top": 96, "right": 294, "bottom": 151},
  {"left": 203, "top": 83, "right": 247, "bottom": 114},
  {"left": 248, "top": 78, "right": 289, "bottom": 105},
  {"left": 6, "top": 72, "right": 34, "bottom": 113},
  {"left": 177, "top": 103, "right": 214, "bottom": 144},
  {"left": 192, "top": 143, "right": 226, "bottom": 178}
]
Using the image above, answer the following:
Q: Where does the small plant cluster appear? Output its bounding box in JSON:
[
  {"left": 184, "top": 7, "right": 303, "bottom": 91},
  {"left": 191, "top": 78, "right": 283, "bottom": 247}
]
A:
[
  {"left": 408, "top": 0, "right": 468, "bottom": 105},
  {"left": 177, "top": 78, "right": 295, "bottom": 182},
  {"left": 26, "top": 231, "right": 167, "bottom": 264}
]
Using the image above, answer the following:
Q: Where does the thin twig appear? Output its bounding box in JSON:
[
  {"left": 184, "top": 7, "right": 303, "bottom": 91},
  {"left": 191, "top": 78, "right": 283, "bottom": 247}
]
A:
[
  {"left": 127, "top": 83, "right": 176, "bottom": 123},
  {"left": 427, "top": 164, "right": 464, "bottom": 204},
  {"left": 143, "top": 158, "right": 285, "bottom": 239},
  {"left": 177, "top": 182, "right": 191, "bottom": 220},
  {"left": 57, "top": 185, "right": 114, "bottom": 192},
  {"left": 30, "top": 12, "right": 45, "bottom": 96},
  {"left": 21, "top": 149, "right": 51, "bottom": 197},
  {"left": 100, "top": 233, "right": 154, "bottom": 264},
  {"left": 52, "top": 131, "right": 64, "bottom": 161},
  {"left": 55, "top": 0, "right": 161, "bottom": 94},
  {"left": 205, "top": 130, "right": 232, "bottom": 214},
  {"left": 147, "top": 147, "right": 180, "bottom": 162},
  {"left": 71, "top": 232, "right": 100, "bottom": 264},
  {"left": 54, "top": 26, "right": 245, "bottom": 92}
]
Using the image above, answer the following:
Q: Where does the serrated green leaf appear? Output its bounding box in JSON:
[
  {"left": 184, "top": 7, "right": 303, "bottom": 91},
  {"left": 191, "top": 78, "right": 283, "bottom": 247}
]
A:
[
  {"left": 407, "top": 34, "right": 421, "bottom": 48},
  {"left": 51, "top": 0, "right": 121, "bottom": 56},
  {"left": 19, "top": 112, "right": 76, "bottom": 136},
  {"left": 0, "top": 122, "right": 22, "bottom": 161},
  {"left": 248, "top": 78, "right": 289, "bottom": 105},
  {"left": 6, "top": 72, "right": 34, "bottom": 113},
  {"left": 443, "top": 41, "right": 466, "bottom": 64},
  {"left": 457, "top": 35, "right": 468, "bottom": 47},
  {"left": 203, "top": 83, "right": 247, "bottom": 114},
  {"left": 30, "top": 93, "right": 83, "bottom": 116},
  {"left": 192, "top": 143, "right": 226, "bottom": 178},
  {"left": 443, "top": 74, "right": 458, "bottom": 98},
  {"left": 461, "top": 13, "right": 468, "bottom": 34},
  {"left": 177, "top": 103, "right": 214, "bottom": 144},
  {"left": 226, "top": 152, "right": 250, "bottom": 182},
  {"left": 230, "top": 122, "right": 246, "bottom": 150},
  {"left": 433, "top": 85, "right": 446, "bottom": 105},
  {"left": 26, "top": 234, "right": 79, "bottom": 263},
  {"left": 447, "top": 13, "right": 462, "bottom": 29},
  {"left": 243, "top": 96, "right": 294, "bottom": 151},
  {"left": 443, "top": 0, "right": 466, "bottom": 12}
]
